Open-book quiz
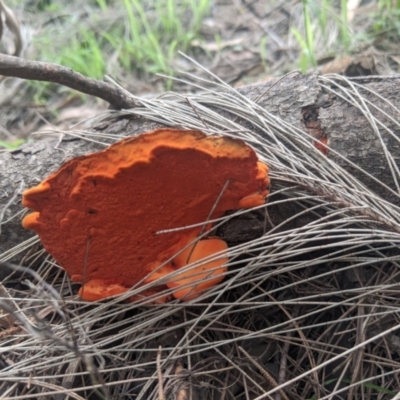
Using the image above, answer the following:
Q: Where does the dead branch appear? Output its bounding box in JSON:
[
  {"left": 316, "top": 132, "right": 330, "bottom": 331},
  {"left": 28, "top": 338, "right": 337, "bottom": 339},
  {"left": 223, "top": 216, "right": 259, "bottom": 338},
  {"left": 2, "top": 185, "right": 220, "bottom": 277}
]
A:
[
  {"left": 0, "top": 0, "right": 22, "bottom": 57},
  {"left": 0, "top": 54, "right": 138, "bottom": 109}
]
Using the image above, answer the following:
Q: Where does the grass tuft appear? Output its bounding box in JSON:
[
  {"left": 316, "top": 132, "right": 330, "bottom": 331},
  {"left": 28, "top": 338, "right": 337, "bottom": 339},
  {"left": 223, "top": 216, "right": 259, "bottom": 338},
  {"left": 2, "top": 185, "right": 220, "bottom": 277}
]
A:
[{"left": 24, "top": 0, "right": 210, "bottom": 100}]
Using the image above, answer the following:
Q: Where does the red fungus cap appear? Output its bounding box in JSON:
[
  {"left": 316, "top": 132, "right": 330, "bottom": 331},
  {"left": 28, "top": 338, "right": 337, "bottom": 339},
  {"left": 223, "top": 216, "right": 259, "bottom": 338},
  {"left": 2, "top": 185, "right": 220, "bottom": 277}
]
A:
[{"left": 22, "top": 129, "right": 269, "bottom": 301}]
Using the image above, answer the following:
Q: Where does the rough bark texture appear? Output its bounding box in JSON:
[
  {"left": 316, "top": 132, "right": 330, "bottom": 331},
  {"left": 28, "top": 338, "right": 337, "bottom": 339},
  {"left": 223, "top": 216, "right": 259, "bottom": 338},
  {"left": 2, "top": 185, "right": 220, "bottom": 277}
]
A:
[
  {"left": 1, "top": 72, "right": 400, "bottom": 258},
  {"left": 320, "top": 76, "right": 400, "bottom": 205}
]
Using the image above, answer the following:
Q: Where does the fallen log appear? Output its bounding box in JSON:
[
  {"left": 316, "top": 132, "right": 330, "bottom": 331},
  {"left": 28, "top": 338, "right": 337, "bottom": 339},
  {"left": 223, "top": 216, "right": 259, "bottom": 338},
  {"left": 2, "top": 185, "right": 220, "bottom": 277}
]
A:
[{"left": 1, "top": 69, "right": 400, "bottom": 259}]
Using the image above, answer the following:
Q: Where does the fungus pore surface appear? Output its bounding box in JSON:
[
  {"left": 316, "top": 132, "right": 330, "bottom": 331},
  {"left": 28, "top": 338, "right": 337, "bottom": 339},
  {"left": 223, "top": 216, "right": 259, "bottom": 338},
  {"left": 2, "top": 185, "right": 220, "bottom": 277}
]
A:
[{"left": 22, "top": 129, "right": 269, "bottom": 301}]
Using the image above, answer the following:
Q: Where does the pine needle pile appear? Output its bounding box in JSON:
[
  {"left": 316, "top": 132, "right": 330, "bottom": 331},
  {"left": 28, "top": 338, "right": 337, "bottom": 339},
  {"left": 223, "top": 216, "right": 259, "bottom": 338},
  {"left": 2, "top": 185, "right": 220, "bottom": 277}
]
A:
[{"left": 1, "top": 72, "right": 400, "bottom": 400}]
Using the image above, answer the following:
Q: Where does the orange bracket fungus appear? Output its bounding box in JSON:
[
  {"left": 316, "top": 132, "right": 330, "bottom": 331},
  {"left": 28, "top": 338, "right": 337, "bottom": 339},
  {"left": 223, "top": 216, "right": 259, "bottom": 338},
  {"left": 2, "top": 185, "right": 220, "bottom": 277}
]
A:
[{"left": 22, "top": 128, "right": 269, "bottom": 301}]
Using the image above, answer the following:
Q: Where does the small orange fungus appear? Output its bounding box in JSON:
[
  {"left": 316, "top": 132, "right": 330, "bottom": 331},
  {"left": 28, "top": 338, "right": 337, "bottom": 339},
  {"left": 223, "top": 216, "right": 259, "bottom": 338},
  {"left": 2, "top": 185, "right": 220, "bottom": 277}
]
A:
[{"left": 22, "top": 129, "right": 269, "bottom": 301}]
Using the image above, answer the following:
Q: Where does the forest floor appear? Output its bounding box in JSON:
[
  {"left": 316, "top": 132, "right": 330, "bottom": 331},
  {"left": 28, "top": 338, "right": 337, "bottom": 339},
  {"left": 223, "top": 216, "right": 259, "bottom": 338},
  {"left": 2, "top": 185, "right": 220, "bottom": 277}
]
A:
[{"left": 2, "top": 1, "right": 400, "bottom": 399}]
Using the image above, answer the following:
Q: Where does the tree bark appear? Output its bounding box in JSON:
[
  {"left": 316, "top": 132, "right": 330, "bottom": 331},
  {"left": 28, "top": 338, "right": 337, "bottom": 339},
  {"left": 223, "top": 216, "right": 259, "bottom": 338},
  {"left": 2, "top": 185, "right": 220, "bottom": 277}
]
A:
[{"left": 2, "top": 72, "right": 400, "bottom": 258}]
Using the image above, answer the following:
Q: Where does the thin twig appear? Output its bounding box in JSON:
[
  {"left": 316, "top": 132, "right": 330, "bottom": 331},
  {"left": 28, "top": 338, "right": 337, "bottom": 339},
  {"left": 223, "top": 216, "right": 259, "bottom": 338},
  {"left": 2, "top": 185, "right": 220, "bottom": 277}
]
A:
[{"left": 157, "top": 346, "right": 165, "bottom": 400}]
